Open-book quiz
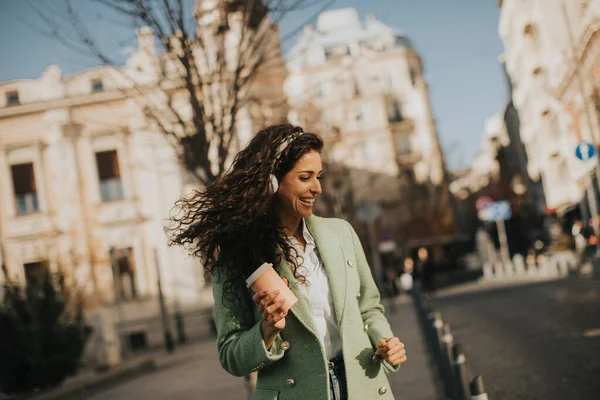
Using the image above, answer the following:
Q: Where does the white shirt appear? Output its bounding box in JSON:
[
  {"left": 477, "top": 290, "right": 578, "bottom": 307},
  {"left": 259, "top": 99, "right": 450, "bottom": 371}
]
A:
[{"left": 287, "top": 219, "right": 342, "bottom": 360}]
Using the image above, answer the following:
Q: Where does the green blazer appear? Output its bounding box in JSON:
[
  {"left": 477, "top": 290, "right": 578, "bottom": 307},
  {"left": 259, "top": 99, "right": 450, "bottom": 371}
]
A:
[{"left": 212, "top": 215, "right": 399, "bottom": 399}]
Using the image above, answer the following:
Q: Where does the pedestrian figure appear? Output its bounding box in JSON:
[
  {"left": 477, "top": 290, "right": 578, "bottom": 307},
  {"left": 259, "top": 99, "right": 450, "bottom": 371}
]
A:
[
  {"left": 383, "top": 266, "right": 399, "bottom": 314},
  {"left": 416, "top": 247, "right": 434, "bottom": 294},
  {"left": 168, "top": 124, "right": 406, "bottom": 399},
  {"left": 399, "top": 258, "right": 414, "bottom": 294}
]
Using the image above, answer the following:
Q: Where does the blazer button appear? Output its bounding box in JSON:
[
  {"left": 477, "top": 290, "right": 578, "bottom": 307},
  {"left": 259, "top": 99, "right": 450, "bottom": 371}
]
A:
[
  {"left": 364, "top": 323, "right": 369, "bottom": 332},
  {"left": 347, "top": 259, "right": 354, "bottom": 267},
  {"left": 379, "top": 386, "right": 387, "bottom": 395},
  {"left": 286, "top": 378, "right": 296, "bottom": 387},
  {"left": 281, "top": 340, "right": 291, "bottom": 351},
  {"left": 356, "top": 292, "right": 361, "bottom": 301}
]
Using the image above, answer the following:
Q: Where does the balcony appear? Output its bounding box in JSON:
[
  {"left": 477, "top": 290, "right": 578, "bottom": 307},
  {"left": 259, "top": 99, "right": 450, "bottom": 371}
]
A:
[
  {"left": 100, "top": 178, "right": 124, "bottom": 202},
  {"left": 15, "top": 192, "right": 39, "bottom": 215},
  {"left": 397, "top": 151, "right": 421, "bottom": 166},
  {"left": 388, "top": 114, "right": 415, "bottom": 132}
]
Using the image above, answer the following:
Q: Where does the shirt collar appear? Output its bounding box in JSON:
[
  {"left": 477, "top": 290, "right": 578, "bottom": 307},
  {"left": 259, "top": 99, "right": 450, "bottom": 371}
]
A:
[
  {"left": 287, "top": 218, "right": 316, "bottom": 247},
  {"left": 301, "top": 218, "right": 316, "bottom": 246}
]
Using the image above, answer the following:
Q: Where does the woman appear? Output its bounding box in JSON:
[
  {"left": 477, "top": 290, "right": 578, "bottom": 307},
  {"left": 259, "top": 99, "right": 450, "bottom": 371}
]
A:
[{"left": 169, "top": 124, "right": 406, "bottom": 399}]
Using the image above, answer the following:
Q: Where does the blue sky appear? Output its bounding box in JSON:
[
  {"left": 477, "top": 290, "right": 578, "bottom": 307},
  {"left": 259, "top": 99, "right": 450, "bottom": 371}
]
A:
[{"left": 0, "top": 0, "right": 506, "bottom": 170}]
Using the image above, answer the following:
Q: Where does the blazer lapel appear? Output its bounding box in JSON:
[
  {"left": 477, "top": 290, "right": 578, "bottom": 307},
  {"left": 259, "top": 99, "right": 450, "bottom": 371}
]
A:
[
  {"left": 305, "top": 216, "right": 348, "bottom": 329},
  {"left": 274, "top": 257, "right": 318, "bottom": 336}
]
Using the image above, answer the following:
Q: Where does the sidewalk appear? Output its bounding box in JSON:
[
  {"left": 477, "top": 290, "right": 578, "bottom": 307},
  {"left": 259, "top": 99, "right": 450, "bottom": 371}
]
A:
[
  {"left": 433, "top": 274, "right": 564, "bottom": 299},
  {"left": 27, "top": 341, "right": 209, "bottom": 400},
  {"left": 25, "top": 298, "right": 439, "bottom": 400},
  {"left": 383, "top": 300, "right": 441, "bottom": 400}
]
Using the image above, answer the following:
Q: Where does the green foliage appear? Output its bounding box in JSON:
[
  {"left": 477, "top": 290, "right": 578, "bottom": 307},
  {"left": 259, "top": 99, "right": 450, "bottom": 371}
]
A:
[{"left": 0, "top": 266, "right": 92, "bottom": 395}]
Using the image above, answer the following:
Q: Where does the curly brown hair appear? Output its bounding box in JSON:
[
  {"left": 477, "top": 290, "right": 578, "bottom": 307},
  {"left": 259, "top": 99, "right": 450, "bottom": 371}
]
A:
[{"left": 167, "top": 124, "right": 324, "bottom": 309}]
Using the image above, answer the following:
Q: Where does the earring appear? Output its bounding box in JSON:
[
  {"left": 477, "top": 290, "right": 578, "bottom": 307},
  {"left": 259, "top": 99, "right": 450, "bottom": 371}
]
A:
[{"left": 269, "top": 174, "right": 279, "bottom": 194}]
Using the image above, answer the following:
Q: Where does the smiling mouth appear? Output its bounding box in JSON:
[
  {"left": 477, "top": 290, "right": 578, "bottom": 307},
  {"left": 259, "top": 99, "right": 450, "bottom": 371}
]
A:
[{"left": 299, "top": 197, "right": 315, "bottom": 205}]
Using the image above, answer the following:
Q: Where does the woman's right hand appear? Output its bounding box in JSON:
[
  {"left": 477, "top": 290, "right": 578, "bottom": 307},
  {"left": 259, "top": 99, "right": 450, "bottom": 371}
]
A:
[{"left": 252, "top": 277, "right": 289, "bottom": 348}]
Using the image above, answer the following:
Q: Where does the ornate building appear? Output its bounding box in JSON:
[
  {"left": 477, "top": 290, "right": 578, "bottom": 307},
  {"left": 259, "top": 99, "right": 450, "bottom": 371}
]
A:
[
  {"left": 284, "top": 8, "right": 455, "bottom": 246},
  {"left": 0, "top": 0, "right": 286, "bottom": 366},
  {"left": 499, "top": 0, "right": 600, "bottom": 222}
]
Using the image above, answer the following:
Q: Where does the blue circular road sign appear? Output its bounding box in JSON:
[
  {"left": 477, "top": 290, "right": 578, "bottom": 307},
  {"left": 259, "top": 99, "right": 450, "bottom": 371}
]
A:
[{"left": 575, "top": 142, "right": 596, "bottom": 161}]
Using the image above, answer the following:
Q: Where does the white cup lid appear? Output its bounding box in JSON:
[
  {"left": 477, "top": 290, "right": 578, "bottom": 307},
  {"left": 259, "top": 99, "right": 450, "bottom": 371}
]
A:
[{"left": 246, "top": 262, "right": 273, "bottom": 288}]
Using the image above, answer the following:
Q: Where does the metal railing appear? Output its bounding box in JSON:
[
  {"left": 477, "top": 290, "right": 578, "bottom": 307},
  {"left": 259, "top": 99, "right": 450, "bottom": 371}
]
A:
[
  {"left": 15, "top": 192, "right": 39, "bottom": 214},
  {"left": 100, "top": 178, "right": 124, "bottom": 202}
]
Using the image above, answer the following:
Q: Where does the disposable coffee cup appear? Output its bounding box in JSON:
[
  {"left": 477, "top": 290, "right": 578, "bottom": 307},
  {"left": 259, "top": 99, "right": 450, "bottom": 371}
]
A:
[{"left": 246, "top": 263, "right": 298, "bottom": 312}]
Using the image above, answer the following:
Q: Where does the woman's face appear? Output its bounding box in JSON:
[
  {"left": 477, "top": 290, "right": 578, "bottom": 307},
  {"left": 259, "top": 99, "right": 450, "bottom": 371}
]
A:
[{"left": 275, "top": 150, "right": 323, "bottom": 220}]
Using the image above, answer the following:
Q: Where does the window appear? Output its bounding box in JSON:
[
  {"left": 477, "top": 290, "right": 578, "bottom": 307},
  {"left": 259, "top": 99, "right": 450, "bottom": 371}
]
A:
[
  {"left": 387, "top": 101, "right": 404, "bottom": 123},
  {"left": 386, "top": 71, "right": 395, "bottom": 88},
  {"left": 523, "top": 23, "right": 540, "bottom": 51},
  {"left": 397, "top": 134, "right": 412, "bottom": 155},
  {"left": 315, "top": 81, "right": 326, "bottom": 98},
  {"left": 395, "top": 36, "right": 410, "bottom": 48},
  {"left": 353, "top": 78, "right": 361, "bottom": 96},
  {"left": 324, "top": 44, "right": 350, "bottom": 60},
  {"left": 402, "top": 168, "right": 416, "bottom": 184},
  {"left": 95, "top": 150, "right": 124, "bottom": 202},
  {"left": 409, "top": 67, "right": 418, "bottom": 87},
  {"left": 110, "top": 247, "right": 138, "bottom": 301},
  {"left": 91, "top": 79, "right": 104, "bottom": 93},
  {"left": 364, "top": 140, "right": 379, "bottom": 158},
  {"left": 355, "top": 105, "right": 368, "bottom": 124},
  {"left": 11, "top": 163, "right": 39, "bottom": 215},
  {"left": 24, "top": 261, "right": 49, "bottom": 287},
  {"left": 6, "top": 91, "right": 20, "bottom": 106}
]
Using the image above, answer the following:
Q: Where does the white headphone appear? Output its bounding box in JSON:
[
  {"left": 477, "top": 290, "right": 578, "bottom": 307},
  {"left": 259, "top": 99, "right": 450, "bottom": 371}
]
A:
[{"left": 269, "top": 129, "right": 304, "bottom": 194}]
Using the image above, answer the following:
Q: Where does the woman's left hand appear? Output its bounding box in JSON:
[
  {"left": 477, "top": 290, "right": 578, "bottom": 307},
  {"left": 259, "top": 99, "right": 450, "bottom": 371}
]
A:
[{"left": 375, "top": 337, "right": 407, "bottom": 366}]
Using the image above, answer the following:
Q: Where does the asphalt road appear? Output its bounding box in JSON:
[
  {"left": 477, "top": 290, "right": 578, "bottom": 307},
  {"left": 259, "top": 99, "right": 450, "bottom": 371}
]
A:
[{"left": 431, "top": 278, "right": 600, "bottom": 400}]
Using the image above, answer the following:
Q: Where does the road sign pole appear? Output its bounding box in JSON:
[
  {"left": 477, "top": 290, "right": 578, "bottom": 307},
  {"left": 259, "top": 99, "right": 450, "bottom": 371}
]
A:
[
  {"left": 496, "top": 218, "right": 510, "bottom": 265},
  {"left": 585, "top": 175, "right": 600, "bottom": 235},
  {"left": 574, "top": 143, "right": 600, "bottom": 235}
]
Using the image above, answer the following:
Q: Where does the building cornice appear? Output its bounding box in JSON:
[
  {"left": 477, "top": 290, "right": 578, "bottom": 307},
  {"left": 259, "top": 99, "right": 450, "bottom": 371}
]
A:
[
  {"left": 0, "top": 89, "right": 131, "bottom": 120},
  {"left": 289, "top": 47, "right": 413, "bottom": 75}
]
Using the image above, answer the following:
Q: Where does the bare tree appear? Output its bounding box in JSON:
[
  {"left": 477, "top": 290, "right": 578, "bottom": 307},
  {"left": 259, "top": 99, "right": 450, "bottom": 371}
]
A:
[{"left": 25, "top": 0, "right": 333, "bottom": 185}]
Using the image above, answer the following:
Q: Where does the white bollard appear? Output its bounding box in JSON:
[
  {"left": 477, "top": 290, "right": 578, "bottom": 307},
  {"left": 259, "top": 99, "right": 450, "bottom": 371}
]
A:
[
  {"left": 539, "top": 260, "right": 549, "bottom": 277},
  {"left": 494, "top": 261, "right": 504, "bottom": 278},
  {"left": 548, "top": 258, "right": 560, "bottom": 277},
  {"left": 558, "top": 259, "right": 569, "bottom": 277},
  {"left": 504, "top": 262, "right": 515, "bottom": 277},
  {"left": 527, "top": 262, "right": 538, "bottom": 277},
  {"left": 470, "top": 375, "right": 489, "bottom": 400},
  {"left": 513, "top": 254, "right": 526, "bottom": 276},
  {"left": 482, "top": 262, "right": 494, "bottom": 280}
]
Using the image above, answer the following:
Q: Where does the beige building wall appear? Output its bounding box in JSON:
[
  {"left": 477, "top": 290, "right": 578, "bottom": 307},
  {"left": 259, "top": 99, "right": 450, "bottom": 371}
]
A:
[
  {"left": 499, "top": 0, "right": 600, "bottom": 214},
  {"left": 0, "top": 65, "right": 206, "bottom": 361},
  {"left": 0, "top": 1, "right": 288, "bottom": 366}
]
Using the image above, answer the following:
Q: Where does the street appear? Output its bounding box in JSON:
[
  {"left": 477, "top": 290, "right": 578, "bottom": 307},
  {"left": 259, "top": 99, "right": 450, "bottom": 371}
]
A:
[
  {"left": 75, "top": 302, "right": 437, "bottom": 400},
  {"left": 431, "top": 278, "right": 600, "bottom": 400}
]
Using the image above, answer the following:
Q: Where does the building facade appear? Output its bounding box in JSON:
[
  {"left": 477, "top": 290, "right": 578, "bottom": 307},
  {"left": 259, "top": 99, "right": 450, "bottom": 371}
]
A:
[
  {"left": 284, "top": 8, "right": 454, "bottom": 245},
  {"left": 499, "top": 0, "right": 600, "bottom": 222},
  {"left": 0, "top": 0, "right": 287, "bottom": 366}
]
